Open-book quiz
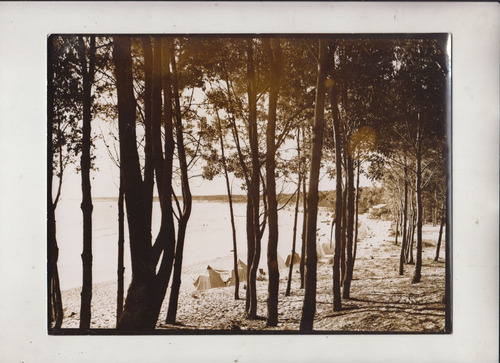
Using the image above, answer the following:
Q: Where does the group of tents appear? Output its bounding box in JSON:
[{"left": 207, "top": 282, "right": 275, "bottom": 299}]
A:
[{"left": 193, "top": 246, "right": 331, "bottom": 291}]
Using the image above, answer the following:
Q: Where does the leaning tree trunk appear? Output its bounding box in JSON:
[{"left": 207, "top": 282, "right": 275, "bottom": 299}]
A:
[
  {"left": 300, "top": 39, "right": 329, "bottom": 331},
  {"left": 166, "top": 48, "right": 193, "bottom": 324},
  {"left": 340, "top": 186, "right": 347, "bottom": 284},
  {"left": 216, "top": 111, "right": 240, "bottom": 300},
  {"left": 342, "top": 155, "right": 355, "bottom": 299},
  {"left": 286, "top": 130, "right": 302, "bottom": 297},
  {"left": 434, "top": 208, "right": 445, "bottom": 262},
  {"left": 78, "top": 36, "right": 95, "bottom": 330}
]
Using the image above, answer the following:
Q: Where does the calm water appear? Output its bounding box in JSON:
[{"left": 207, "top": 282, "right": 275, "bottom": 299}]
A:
[{"left": 55, "top": 198, "right": 334, "bottom": 290}]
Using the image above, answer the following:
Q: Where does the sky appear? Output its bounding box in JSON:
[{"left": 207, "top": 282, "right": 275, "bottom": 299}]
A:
[{"left": 55, "top": 117, "right": 373, "bottom": 201}]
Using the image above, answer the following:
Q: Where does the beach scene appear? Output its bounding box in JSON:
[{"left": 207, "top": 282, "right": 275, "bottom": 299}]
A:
[{"left": 48, "top": 34, "right": 450, "bottom": 333}]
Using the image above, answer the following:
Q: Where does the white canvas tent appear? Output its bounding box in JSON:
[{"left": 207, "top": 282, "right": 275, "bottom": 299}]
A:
[
  {"left": 317, "top": 241, "right": 325, "bottom": 258},
  {"left": 277, "top": 253, "right": 286, "bottom": 270},
  {"left": 321, "top": 242, "right": 334, "bottom": 255},
  {"left": 193, "top": 265, "right": 226, "bottom": 291},
  {"left": 285, "top": 252, "right": 301, "bottom": 267},
  {"left": 229, "top": 259, "right": 247, "bottom": 286}
]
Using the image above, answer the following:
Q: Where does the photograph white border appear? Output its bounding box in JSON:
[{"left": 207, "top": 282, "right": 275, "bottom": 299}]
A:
[{"left": 0, "top": 2, "right": 498, "bottom": 362}]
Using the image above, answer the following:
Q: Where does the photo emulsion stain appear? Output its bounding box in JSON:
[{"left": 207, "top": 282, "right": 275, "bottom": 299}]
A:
[{"left": 48, "top": 34, "right": 451, "bottom": 334}]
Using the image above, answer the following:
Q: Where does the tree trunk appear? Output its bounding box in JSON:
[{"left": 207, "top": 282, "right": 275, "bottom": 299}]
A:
[
  {"left": 407, "top": 192, "right": 415, "bottom": 264},
  {"left": 246, "top": 39, "right": 262, "bottom": 320},
  {"left": 216, "top": 111, "right": 240, "bottom": 300},
  {"left": 331, "top": 73, "right": 343, "bottom": 313},
  {"left": 299, "top": 169, "right": 307, "bottom": 289},
  {"left": 399, "top": 160, "right": 408, "bottom": 275},
  {"left": 78, "top": 36, "right": 95, "bottom": 330},
  {"left": 394, "top": 209, "right": 400, "bottom": 246},
  {"left": 116, "top": 177, "right": 125, "bottom": 325},
  {"left": 48, "top": 47, "right": 63, "bottom": 330},
  {"left": 263, "top": 39, "right": 282, "bottom": 326},
  {"left": 245, "top": 195, "right": 254, "bottom": 312},
  {"left": 48, "top": 191, "right": 64, "bottom": 330},
  {"left": 300, "top": 39, "right": 329, "bottom": 331},
  {"left": 166, "top": 47, "right": 193, "bottom": 324},
  {"left": 113, "top": 36, "right": 155, "bottom": 330},
  {"left": 151, "top": 37, "right": 164, "bottom": 200},
  {"left": 146, "top": 37, "right": 178, "bottom": 328},
  {"left": 48, "top": 200, "right": 63, "bottom": 329},
  {"left": 340, "top": 186, "right": 347, "bottom": 284},
  {"left": 286, "top": 130, "right": 302, "bottom": 297},
  {"left": 434, "top": 210, "right": 445, "bottom": 262},
  {"left": 342, "top": 155, "right": 355, "bottom": 299},
  {"left": 412, "top": 126, "right": 423, "bottom": 284},
  {"left": 353, "top": 161, "right": 360, "bottom": 265}
]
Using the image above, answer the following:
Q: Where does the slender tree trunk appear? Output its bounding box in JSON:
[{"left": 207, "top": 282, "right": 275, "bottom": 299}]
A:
[
  {"left": 331, "top": 73, "right": 343, "bottom": 313},
  {"left": 48, "top": 45, "right": 63, "bottom": 330},
  {"left": 166, "top": 47, "right": 193, "bottom": 324},
  {"left": 246, "top": 39, "right": 261, "bottom": 320},
  {"left": 300, "top": 39, "right": 329, "bottom": 331},
  {"left": 407, "top": 191, "right": 415, "bottom": 264},
  {"left": 399, "top": 159, "right": 408, "bottom": 274},
  {"left": 299, "top": 169, "right": 307, "bottom": 289},
  {"left": 340, "top": 186, "right": 347, "bottom": 283},
  {"left": 342, "top": 155, "right": 355, "bottom": 299},
  {"left": 353, "top": 161, "right": 360, "bottom": 265},
  {"left": 434, "top": 209, "right": 445, "bottom": 262},
  {"left": 225, "top": 83, "right": 252, "bottom": 310},
  {"left": 263, "top": 39, "right": 282, "bottom": 327},
  {"left": 286, "top": 130, "right": 302, "bottom": 297},
  {"left": 412, "top": 126, "right": 423, "bottom": 283},
  {"left": 151, "top": 38, "right": 164, "bottom": 200},
  {"left": 394, "top": 209, "right": 400, "bottom": 246},
  {"left": 215, "top": 111, "right": 240, "bottom": 300},
  {"left": 48, "top": 192, "right": 64, "bottom": 329},
  {"left": 116, "top": 177, "right": 125, "bottom": 325},
  {"left": 114, "top": 36, "right": 155, "bottom": 330},
  {"left": 142, "top": 37, "right": 154, "bottom": 230},
  {"left": 78, "top": 36, "right": 95, "bottom": 330},
  {"left": 146, "top": 37, "right": 178, "bottom": 328},
  {"left": 245, "top": 196, "right": 254, "bottom": 312}
]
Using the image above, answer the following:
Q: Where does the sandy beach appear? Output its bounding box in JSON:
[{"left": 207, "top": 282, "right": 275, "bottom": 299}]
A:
[{"left": 59, "top": 215, "right": 446, "bottom": 332}]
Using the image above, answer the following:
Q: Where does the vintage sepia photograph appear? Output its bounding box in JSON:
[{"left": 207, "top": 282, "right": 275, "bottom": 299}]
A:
[{"left": 48, "top": 34, "right": 451, "bottom": 334}]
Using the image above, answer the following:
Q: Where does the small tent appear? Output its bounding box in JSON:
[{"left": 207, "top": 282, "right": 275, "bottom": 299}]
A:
[
  {"left": 357, "top": 220, "right": 369, "bottom": 240},
  {"left": 285, "top": 252, "right": 301, "bottom": 267},
  {"left": 321, "top": 242, "right": 334, "bottom": 255},
  {"left": 229, "top": 259, "right": 247, "bottom": 286},
  {"left": 317, "top": 241, "right": 325, "bottom": 258},
  {"left": 193, "top": 265, "right": 226, "bottom": 291},
  {"left": 277, "top": 254, "right": 286, "bottom": 270}
]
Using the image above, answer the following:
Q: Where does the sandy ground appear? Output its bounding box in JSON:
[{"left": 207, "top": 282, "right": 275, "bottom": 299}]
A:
[{"left": 59, "top": 215, "right": 446, "bottom": 332}]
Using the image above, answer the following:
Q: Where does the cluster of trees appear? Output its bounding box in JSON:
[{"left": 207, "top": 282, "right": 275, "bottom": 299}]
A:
[{"left": 49, "top": 35, "right": 448, "bottom": 331}]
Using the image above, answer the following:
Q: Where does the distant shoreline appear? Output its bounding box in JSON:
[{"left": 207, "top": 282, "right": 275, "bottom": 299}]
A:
[
  {"left": 85, "top": 189, "right": 344, "bottom": 208},
  {"left": 91, "top": 194, "right": 248, "bottom": 203}
]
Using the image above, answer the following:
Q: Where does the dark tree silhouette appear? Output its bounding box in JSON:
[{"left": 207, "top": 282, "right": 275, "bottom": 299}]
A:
[
  {"left": 300, "top": 39, "right": 330, "bottom": 331},
  {"left": 77, "top": 35, "right": 96, "bottom": 330}
]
